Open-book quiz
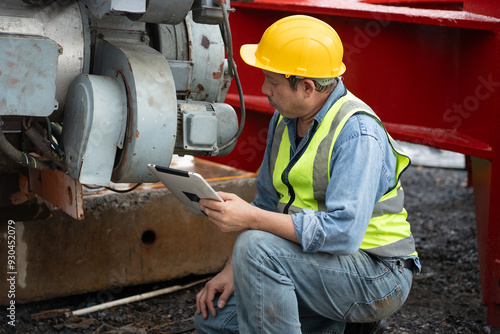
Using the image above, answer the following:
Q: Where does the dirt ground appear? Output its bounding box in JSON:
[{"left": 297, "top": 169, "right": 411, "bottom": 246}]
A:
[{"left": 2, "top": 165, "right": 500, "bottom": 333}]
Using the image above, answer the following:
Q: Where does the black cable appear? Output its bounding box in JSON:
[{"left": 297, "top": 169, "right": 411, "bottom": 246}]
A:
[
  {"left": 105, "top": 183, "right": 142, "bottom": 193},
  {"left": 219, "top": 2, "right": 246, "bottom": 151},
  {"left": 84, "top": 183, "right": 143, "bottom": 193},
  {"left": 83, "top": 184, "right": 103, "bottom": 190}
]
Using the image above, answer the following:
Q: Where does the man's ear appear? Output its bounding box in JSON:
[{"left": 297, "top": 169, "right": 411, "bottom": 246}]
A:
[{"left": 301, "top": 79, "right": 316, "bottom": 97}]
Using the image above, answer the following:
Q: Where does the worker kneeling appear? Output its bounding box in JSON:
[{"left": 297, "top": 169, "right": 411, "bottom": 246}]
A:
[{"left": 194, "top": 15, "right": 420, "bottom": 334}]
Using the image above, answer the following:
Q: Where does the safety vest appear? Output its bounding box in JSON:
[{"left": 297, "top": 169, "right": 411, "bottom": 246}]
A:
[{"left": 270, "top": 91, "right": 417, "bottom": 257}]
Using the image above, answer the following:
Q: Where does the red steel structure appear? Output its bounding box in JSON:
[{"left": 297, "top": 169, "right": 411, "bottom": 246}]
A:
[{"left": 213, "top": 0, "right": 500, "bottom": 327}]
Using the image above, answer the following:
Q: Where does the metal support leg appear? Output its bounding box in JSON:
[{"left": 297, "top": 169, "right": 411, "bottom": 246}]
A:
[{"left": 471, "top": 157, "right": 500, "bottom": 327}]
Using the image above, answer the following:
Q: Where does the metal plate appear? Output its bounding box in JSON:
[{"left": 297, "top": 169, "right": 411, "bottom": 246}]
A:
[
  {"left": 28, "top": 168, "right": 84, "bottom": 220},
  {"left": 128, "top": 0, "right": 194, "bottom": 24},
  {"left": 83, "top": 0, "right": 146, "bottom": 19},
  {"left": 0, "top": 0, "right": 87, "bottom": 118},
  {"left": 0, "top": 35, "right": 59, "bottom": 116}
]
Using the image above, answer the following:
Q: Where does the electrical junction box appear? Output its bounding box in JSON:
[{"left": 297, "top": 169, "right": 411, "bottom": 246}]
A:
[
  {"left": 0, "top": 34, "right": 59, "bottom": 116},
  {"left": 183, "top": 109, "right": 218, "bottom": 151}
]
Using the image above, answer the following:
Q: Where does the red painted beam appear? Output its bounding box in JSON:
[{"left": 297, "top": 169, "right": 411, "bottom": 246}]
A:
[
  {"left": 232, "top": 0, "right": 499, "bottom": 30},
  {"left": 226, "top": 1, "right": 500, "bottom": 163},
  {"left": 363, "top": 0, "right": 461, "bottom": 3}
]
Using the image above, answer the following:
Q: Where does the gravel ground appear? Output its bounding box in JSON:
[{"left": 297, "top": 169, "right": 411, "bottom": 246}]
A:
[{"left": 2, "top": 165, "right": 500, "bottom": 333}]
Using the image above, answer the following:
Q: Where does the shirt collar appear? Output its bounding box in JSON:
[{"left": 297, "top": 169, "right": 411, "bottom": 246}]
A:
[
  {"left": 282, "top": 77, "right": 347, "bottom": 127},
  {"left": 313, "top": 77, "right": 347, "bottom": 124}
]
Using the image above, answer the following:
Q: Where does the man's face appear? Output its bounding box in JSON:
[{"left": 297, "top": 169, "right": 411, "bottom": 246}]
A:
[{"left": 261, "top": 70, "right": 304, "bottom": 118}]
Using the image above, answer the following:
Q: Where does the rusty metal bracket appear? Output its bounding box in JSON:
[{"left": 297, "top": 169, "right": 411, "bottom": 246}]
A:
[{"left": 28, "top": 169, "right": 84, "bottom": 220}]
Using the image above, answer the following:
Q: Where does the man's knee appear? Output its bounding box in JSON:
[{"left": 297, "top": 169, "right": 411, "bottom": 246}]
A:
[
  {"left": 194, "top": 294, "right": 239, "bottom": 334},
  {"left": 233, "top": 230, "right": 293, "bottom": 279},
  {"left": 194, "top": 308, "right": 226, "bottom": 334},
  {"left": 233, "top": 230, "right": 275, "bottom": 265},
  {"left": 193, "top": 312, "right": 210, "bottom": 333}
]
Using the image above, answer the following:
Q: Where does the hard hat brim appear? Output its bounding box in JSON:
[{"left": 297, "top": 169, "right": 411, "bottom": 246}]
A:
[
  {"left": 240, "top": 44, "right": 260, "bottom": 69},
  {"left": 240, "top": 43, "right": 296, "bottom": 76}
]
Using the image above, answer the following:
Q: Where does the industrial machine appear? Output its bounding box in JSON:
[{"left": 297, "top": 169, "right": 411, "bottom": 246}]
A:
[
  {"left": 0, "top": 0, "right": 249, "bottom": 219},
  {"left": 0, "top": 0, "right": 256, "bottom": 313}
]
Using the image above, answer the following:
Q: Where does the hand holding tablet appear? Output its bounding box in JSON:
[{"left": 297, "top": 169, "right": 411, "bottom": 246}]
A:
[{"left": 147, "top": 164, "right": 223, "bottom": 216}]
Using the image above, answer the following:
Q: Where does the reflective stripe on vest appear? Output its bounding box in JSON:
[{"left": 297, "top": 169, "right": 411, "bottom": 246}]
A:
[{"left": 270, "top": 91, "right": 417, "bottom": 257}]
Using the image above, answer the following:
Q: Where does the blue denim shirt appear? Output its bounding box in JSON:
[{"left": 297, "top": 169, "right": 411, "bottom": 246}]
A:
[{"left": 252, "top": 79, "right": 405, "bottom": 255}]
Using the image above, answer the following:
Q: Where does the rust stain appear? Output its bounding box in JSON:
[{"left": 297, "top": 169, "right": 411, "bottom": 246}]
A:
[
  {"left": 197, "top": 83, "right": 204, "bottom": 91},
  {"left": 21, "top": 86, "right": 26, "bottom": 93},
  {"left": 8, "top": 62, "right": 14, "bottom": 68},
  {"left": 212, "top": 71, "right": 222, "bottom": 80},
  {"left": 11, "top": 79, "right": 18, "bottom": 87},
  {"left": 148, "top": 96, "right": 154, "bottom": 107},
  {"left": 66, "top": 186, "right": 73, "bottom": 205},
  {"left": 2, "top": 98, "right": 6, "bottom": 106},
  {"left": 212, "top": 62, "right": 224, "bottom": 80},
  {"left": 136, "top": 130, "right": 140, "bottom": 138},
  {"left": 0, "top": 70, "right": 2, "bottom": 76},
  {"left": 33, "top": 44, "right": 42, "bottom": 52},
  {"left": 116, "top": 69, "right": 134, "bottom": 146},
  {"left": 201, "top": 35, "right": 210, "bottom": 49}
]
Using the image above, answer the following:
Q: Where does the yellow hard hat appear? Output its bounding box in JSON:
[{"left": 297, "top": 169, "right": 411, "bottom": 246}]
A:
[{"left": 240, "top": 15, "right": 346, "bottom": 78}]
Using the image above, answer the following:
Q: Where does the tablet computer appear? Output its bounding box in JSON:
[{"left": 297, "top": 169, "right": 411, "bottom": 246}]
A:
[{"left": 147, "top": 164, "right": 223, "bottom": 216}]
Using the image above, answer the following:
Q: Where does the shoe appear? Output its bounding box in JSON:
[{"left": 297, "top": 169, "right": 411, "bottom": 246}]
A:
[{"left": 344, "top": 318, "right": 388, "bottom": 334}]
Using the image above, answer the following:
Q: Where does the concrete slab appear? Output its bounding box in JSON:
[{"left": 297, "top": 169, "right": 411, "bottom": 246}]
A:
[{"left": 0, "top": 157, "right": 257, "bottom": 304}]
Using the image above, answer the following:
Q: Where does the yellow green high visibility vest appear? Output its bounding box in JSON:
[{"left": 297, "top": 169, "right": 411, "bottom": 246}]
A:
[{"left": 270, "top": 91, "right": 417, "bottom": 258}]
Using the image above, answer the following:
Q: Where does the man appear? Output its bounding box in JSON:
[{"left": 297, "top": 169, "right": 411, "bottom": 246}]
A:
[{"left": 194, "top": 15, "right": 420, "bottom": 334}]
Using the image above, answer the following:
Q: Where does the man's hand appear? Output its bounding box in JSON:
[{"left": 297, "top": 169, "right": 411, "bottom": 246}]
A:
[
  {"left": 199, "top": 192, "right": 256, "bottom": 232},
  {"left": 200, "top": 191, "right": 300, "bottom": 244},
  {"left": 196, "top": 258, "right": 234, "bottom": 319}
]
